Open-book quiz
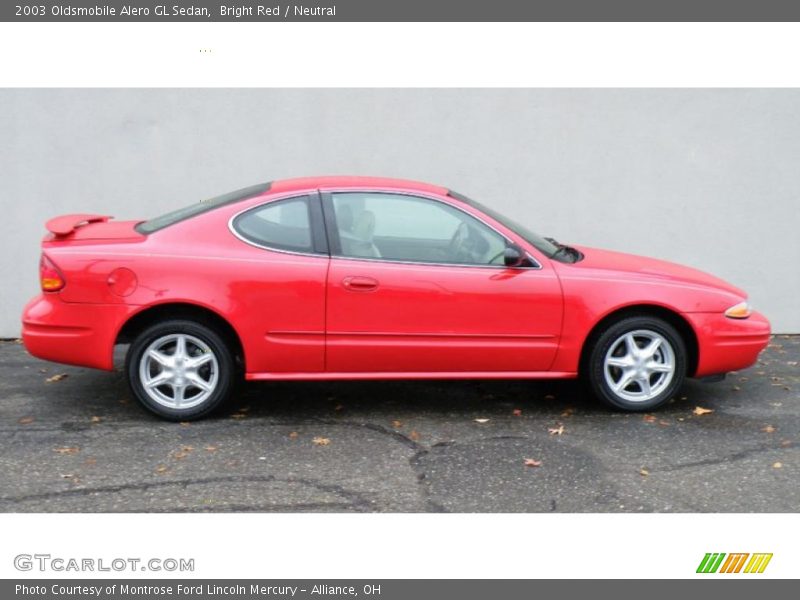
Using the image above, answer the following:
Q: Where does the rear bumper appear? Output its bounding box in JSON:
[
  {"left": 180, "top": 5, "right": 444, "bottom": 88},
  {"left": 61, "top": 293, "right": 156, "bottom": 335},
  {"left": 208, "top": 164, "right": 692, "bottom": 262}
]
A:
[
  {"left": 686, "top": 310, "right": 771, "bottom": 377},
  {"left": 21, "top": 294, "right": 131, "bottom": 370}
]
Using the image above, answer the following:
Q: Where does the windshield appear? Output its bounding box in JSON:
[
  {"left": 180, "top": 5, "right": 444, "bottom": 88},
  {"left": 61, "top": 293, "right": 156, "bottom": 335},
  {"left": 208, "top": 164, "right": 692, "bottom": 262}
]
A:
[
  {"left": 447, "top": 190, "right": 563, "bottom": 260},
  {"left": 136, "top": 182, "right": 272, "bottom": 234}
]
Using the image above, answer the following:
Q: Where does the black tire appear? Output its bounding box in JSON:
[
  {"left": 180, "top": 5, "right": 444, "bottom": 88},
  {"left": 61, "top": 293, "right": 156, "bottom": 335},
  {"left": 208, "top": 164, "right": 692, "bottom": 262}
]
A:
[
  {"left": 125, "top": 319, "right": 236, "bottom": 421},
  {"left": 585, "top": 315, "right": 687, "bottom": 411}
]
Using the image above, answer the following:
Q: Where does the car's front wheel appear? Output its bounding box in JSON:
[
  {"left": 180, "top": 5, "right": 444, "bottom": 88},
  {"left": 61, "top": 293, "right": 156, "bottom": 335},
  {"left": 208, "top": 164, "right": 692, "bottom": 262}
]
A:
[
  {"left": 125, "top": 319, "right": 236, "bottom": 420},
  {"left": 586, "top": 315, "right": 686, "bottom": 411}
]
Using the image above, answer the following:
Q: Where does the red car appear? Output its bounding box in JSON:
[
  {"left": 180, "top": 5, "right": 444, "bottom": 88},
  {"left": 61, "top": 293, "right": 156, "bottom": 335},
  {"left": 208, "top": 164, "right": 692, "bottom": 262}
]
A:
[{"left": 22, "top": 176, "right": 770, "bottom": 420}]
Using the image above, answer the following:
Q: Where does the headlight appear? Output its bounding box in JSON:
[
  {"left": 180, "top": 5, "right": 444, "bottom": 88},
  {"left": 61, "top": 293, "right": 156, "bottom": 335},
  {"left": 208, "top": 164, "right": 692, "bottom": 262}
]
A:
[{"left": 725, "top": 301, "right": 752, "bottom": 319}]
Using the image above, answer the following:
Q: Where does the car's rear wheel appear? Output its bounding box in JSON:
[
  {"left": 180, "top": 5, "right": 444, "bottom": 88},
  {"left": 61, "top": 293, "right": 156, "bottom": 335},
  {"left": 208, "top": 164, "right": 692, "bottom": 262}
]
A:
[
  {"left": 126, "top": 319, "right": 236, "bottom": 420},
  {"left": 586, "top": 315, "right": 686, "bottom": 411}
]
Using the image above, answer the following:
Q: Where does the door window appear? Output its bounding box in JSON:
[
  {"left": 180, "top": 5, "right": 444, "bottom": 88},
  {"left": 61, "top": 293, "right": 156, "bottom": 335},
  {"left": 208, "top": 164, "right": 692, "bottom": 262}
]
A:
[{"left": 330, "top": 193, "right": 508, "bottom": 265}]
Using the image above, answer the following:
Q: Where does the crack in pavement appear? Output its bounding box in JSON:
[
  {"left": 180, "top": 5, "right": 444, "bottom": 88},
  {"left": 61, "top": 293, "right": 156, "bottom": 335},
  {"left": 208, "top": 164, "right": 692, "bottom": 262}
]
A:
[
  {"left": 649, "top": 442, "right": 793, "bottom": 472},
  {"left": 0, "top": 474, "right": 376, "bottom": 512}
]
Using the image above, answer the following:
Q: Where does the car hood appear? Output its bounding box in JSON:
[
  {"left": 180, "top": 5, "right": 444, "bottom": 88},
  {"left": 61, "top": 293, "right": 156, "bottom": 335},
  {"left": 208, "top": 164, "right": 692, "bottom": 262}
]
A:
[{"left": 570, "top": 246, "right": 746, "bottom": 297}]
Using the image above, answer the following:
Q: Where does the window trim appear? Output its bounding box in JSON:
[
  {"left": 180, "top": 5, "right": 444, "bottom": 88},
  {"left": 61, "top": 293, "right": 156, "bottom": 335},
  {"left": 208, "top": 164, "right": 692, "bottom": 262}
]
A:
[
  {"left": 320, "top": 190, "right": 541, "bottom": 270},
  {"left": 228, "top": 192, "right": 329, "bottom": 257}
]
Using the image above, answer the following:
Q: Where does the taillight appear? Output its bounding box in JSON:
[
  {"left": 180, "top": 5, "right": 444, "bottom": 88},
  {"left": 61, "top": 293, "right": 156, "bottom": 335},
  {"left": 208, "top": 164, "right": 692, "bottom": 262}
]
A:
[{"left": 40, "top": 254, "right": 65, "bottom": 292}]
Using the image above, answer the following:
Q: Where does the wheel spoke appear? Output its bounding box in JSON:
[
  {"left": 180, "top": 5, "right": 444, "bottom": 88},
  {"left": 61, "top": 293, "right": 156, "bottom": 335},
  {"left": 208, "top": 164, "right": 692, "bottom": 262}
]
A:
[
  {"left": 174, "top": 335, "right": 187, "bottom": 360},
  {"left": 614, "top": 370, "right": 635, "bottom": 393},
  {"left": 637, "top": 376, "right": 652, "bottom": 397},
  {"left": 624, "top": 334, "right": 638, "bottom": 357},
  {"left": 607, "top": 356, "right": 632, "bottom": 368},
  {"left": 147, "top": 349, "right": 171, "bottom": 367},
  {"left": 186, "top": 352, "right": 213, "bottom": 369},
  {"left": 641, "top": 337, "right": 662, "bottom": 359},
  {"left": 145, "top": 371, "right": 172, "bottom": 389},
  {"left": 648, "top": 361, "right": 673, "bottom": 373},
  {"left": 173, "top": 384, "right": 185, "bottom": 407},
  {"left": 186, "top": 372, "right": 212, "bottom": 392}
]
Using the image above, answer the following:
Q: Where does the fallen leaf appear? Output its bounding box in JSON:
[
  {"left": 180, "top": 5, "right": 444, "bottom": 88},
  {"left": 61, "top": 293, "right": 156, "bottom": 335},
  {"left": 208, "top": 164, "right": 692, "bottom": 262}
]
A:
[
  {"left": 732, "top": 385, "right": 741, "bottom": 391},
  {"left": 54, "top": 447, "right": 79, "bottom": 455},
  {"left": 643, "top": 414, "right": 657, "bottom": 423},
  {"left": 18, "top": 416, "right": 34, "bottom": 425},
  {"left": 155, "top": 465, "right": 168, "bottom": 474},
  {"left": 780, "top": 440, "right": 792, "bottom": 447},
  {"left": 172, "top": 451, "right": 190, "bottom": 460},
  {"left": 560, "top": 407, "right": 574, "bottom": 418},
  {"left": 230, "top": 412, "right": 247, "bottom": 420},
  {"left": 772, "top": 462, "right": 782, "bottom": 469},
  {"left": 512, "top": 409, "right": 523, "bottom": 417},
  {"left": 474, "top": 418, "right": 490, "bottom": 424},
  {"left": 334, "top": 404, "right": 344, "bottom": 411},
  {"left": 288, "top": 432, "right": 299, "bottom": 440},
  {"left": 84, "top": 458, "right": 97, "bottom": 466},
  {"left": 761, "top": 425, "right": 776, "bottom": 433},
  {"left": 659, "top": 420, "right": 671, "bottom": 427},
  {"left": 409, "top": 430, "right": 420, "bottom": 441},
  {"left": 45, "top": 373, "right": 68, "bottom": 383},
  {"left": 640, "top": 468, "right": 650, "bottom": 477},
  {"left": 312, "top": 437, "right": 330, "bottom": 446},
  {"left": 548, "top": 424, "right": 565, "bottom": 435},
  {"left": 524, "top": 458, "right": 542, "bottom": 467},
  {"left": 181, "top": 445, "right": 194, "bottom": 452},
  {"left": 90, "top": 416, "right": 102, "bottom": 423},
  {"left": 543, "top": 394, "right": 556, "bottom": 401},
  {"left": 204, "top": 445, "right": 218, "bottom": 452},
  {"left": 14, "top": 338, "right": 23, "bottom": 344},
  {"left": 392, "top": 420, "right": 403, "bottom": 428},
  {"left": 179, "top": 421, "right": 191, "bottom": 426},
  {"left": 693, "top": 406, "right": 714, "bottom": 416}
]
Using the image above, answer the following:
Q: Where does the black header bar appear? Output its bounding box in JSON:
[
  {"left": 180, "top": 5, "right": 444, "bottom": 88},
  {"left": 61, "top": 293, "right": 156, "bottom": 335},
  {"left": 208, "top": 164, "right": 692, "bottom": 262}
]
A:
[{"left": 6, "top": 0, "right": 800, "bottom": 22}]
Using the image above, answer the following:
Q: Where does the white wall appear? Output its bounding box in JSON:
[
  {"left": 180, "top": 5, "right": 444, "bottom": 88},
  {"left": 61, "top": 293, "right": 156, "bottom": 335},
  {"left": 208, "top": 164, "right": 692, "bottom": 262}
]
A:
[{"left": 1, "top": 89, "right": 797, "bottom": 334}]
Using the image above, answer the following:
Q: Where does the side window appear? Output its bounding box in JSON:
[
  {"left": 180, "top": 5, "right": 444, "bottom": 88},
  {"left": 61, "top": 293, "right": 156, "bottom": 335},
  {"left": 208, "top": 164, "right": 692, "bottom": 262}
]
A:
[
  {"left": 233, "top": 196, "right": 314, "bottom": 253},
  {"left": 331, "top": 193, "right": 508, "bottom": 265}
]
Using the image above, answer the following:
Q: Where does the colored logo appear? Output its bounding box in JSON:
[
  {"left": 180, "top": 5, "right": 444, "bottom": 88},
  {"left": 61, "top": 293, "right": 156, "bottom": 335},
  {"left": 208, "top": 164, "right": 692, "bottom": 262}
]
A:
[{"left": 697, "top": 553, "right": 773, "bottom": 574}]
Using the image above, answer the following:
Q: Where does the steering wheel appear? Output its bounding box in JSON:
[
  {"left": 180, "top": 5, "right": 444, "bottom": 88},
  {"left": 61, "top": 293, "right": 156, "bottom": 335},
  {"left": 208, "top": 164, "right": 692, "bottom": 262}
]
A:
[
  {"left": 488, "top": 249, "right": 506, "bottom": 265},
  {"left": 448, "top": 222, "right": 470, "bottom": 258}
]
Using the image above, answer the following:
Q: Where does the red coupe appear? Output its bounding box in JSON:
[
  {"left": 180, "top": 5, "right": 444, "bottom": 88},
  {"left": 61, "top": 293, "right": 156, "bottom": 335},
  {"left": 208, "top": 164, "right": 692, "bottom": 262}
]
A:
[{"left": 22, "top": 177, "right": 771, "bottom": 420}]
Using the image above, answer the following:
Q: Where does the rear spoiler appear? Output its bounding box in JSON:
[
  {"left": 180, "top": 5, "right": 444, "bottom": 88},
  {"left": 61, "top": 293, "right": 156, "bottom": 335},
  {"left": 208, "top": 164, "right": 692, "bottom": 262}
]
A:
[{"left": 45, "top": 214, "right": 113, "bottom": 238}]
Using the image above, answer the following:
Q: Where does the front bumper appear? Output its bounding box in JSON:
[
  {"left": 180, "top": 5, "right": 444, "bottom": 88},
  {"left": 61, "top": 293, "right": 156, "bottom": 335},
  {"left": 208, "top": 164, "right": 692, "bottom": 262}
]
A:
[
  {"left": 21, "top": 294, "right": 132, "bottom": 371},
  {"left": 686, "top": 310, "right": 771, "bottom": 377}
]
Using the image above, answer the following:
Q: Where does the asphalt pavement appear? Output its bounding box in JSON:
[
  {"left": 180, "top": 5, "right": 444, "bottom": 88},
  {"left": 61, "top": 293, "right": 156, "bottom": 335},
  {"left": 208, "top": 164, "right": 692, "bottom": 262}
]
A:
[{"left": 0, "top": 337, "right": 797, "bottom": 512}]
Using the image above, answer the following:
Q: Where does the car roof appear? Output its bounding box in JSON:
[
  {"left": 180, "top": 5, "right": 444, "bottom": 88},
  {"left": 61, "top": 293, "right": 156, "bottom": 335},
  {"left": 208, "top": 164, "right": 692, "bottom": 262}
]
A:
[{"left": 269, "top": 176, "right": 448, "bottom": 196}]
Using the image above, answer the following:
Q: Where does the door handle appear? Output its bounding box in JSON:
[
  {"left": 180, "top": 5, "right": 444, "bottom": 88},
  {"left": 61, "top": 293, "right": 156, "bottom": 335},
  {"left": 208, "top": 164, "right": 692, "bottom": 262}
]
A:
[{"left": 342, "top": 276, "right": 379, "bottom": 292}]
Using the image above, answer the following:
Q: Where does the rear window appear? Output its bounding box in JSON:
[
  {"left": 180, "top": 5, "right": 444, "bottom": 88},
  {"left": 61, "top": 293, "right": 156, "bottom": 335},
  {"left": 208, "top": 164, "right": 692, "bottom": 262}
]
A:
[
  {"left": 135, "top": 182, "right": 271, "bottom": 234},
  {"left": 232, "top": 196, "right": 314, "bottom": 253}
]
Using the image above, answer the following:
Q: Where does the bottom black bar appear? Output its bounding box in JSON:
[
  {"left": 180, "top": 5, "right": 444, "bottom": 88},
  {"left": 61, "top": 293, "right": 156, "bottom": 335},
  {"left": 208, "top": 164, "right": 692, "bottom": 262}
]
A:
[{"left": 2, "top": 580, "right": 794, "bottom": 600}]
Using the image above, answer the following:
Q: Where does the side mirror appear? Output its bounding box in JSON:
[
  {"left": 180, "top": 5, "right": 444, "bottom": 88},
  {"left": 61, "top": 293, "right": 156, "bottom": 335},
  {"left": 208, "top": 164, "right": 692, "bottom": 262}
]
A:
[{"left": 504, "top": 244, "right": 526, "bottom": 267}]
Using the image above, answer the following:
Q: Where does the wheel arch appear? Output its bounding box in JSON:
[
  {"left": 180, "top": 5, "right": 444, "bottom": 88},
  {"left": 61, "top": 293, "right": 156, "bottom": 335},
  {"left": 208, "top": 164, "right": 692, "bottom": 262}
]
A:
[
  {"left": 115, "top": 302, "right": 245, "bottom": 370},
  {"left": 578, "top": 304, "right": 699, "bottom": 378}
]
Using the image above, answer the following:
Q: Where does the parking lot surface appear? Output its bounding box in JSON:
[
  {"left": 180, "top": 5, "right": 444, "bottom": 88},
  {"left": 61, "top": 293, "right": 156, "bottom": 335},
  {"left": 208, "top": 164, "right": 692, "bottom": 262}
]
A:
[{"left": 0, "top": 337, "right": 797, "bottom": 512}]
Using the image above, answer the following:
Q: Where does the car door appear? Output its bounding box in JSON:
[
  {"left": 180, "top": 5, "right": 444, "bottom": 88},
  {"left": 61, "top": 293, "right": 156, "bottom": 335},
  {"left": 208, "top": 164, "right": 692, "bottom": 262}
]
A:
[{"left": 322, "top": 191, "right": 563, "bottom": 374}]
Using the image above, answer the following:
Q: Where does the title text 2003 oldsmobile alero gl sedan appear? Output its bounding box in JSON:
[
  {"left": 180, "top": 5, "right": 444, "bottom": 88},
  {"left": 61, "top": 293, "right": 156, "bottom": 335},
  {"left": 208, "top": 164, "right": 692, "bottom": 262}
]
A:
[{"left": 22, "top": 177, "right": 771, "bottom": 420}]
